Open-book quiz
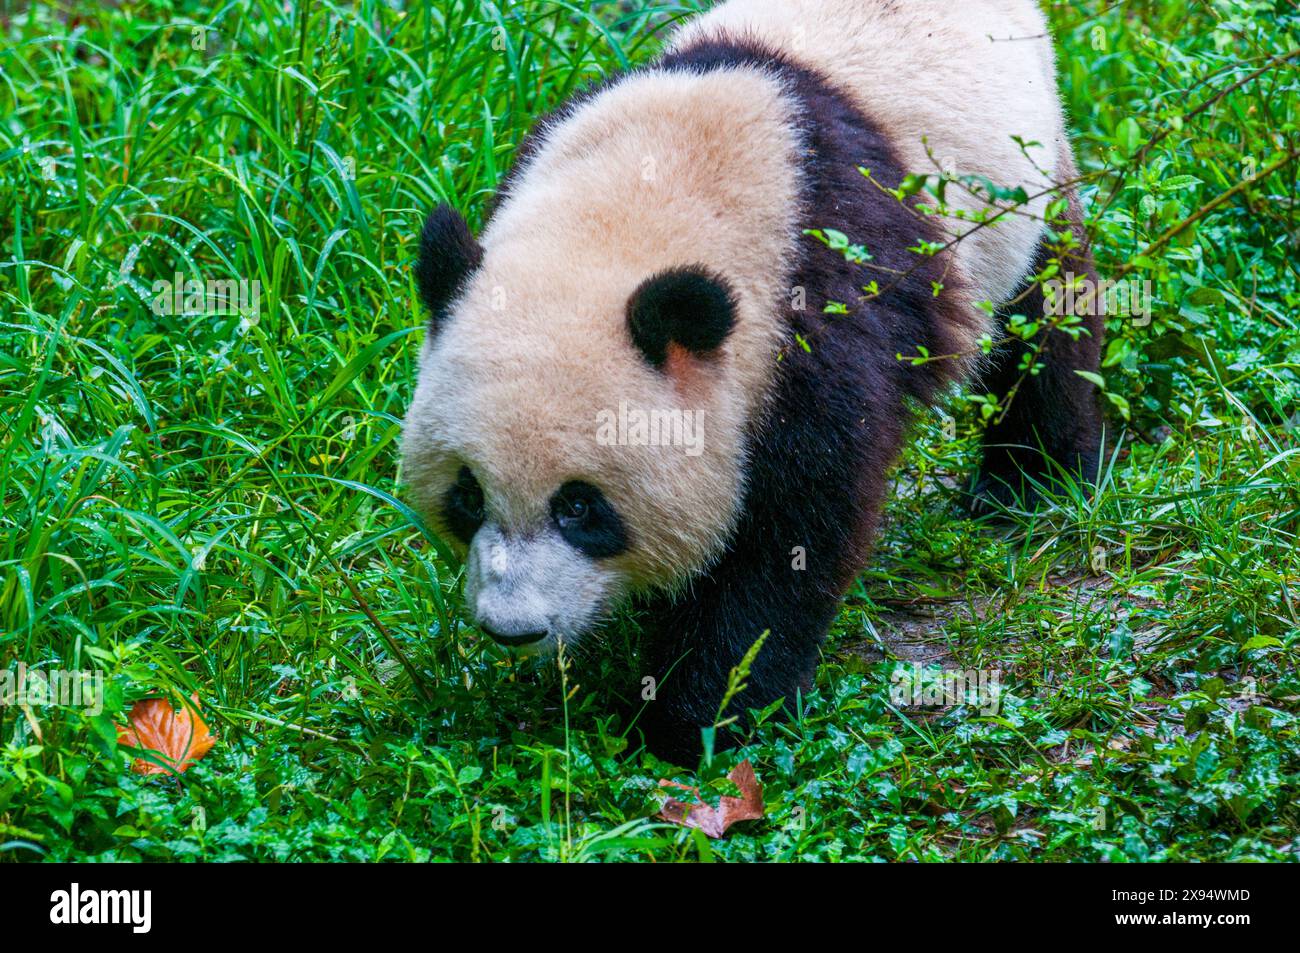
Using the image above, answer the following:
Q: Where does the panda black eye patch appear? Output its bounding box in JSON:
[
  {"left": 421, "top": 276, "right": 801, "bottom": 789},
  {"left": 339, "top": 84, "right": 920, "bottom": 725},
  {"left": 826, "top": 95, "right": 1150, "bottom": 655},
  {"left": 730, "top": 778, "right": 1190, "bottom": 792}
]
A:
[
  {"left": 550, "top": 481, "right": 628, "bottom": 559},
  {"left": 443, "top": 466, "right": 486, "bottom": 543}
]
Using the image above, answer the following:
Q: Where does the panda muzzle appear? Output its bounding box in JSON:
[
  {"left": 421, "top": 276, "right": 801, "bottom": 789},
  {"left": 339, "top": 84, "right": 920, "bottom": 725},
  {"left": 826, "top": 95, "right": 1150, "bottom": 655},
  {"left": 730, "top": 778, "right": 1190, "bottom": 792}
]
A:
[{"left": 481, "top": 624, "right": 549, "bottom": 648}]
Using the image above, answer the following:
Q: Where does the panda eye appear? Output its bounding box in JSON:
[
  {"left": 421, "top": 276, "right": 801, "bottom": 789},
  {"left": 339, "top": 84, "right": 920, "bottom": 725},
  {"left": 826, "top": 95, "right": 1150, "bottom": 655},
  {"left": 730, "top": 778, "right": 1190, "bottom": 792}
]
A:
[
  {"left": 443, "top": 466, "right": 486, "bottom": 543},
  {"left": 550, "top": 482, "right": 627, "bottom": 559},
  {"left": 556, "top": 496, "right": 588, "bottom": 524}
]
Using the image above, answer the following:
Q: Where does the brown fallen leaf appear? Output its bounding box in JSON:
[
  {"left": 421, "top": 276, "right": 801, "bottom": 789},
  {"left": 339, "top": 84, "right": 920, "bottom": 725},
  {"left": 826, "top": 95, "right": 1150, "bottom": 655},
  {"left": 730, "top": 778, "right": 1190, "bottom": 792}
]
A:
[
  {"left": 658, "top": 760, "right": 764, "bottom": 838},
  {"left": 117, "top": 694, "right": 216, "bottom": 776}
]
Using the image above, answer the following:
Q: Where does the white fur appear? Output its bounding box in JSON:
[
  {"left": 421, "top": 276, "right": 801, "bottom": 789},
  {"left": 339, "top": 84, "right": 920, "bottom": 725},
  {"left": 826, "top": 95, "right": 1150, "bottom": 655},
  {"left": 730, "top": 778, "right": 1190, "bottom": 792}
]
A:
[
  {"left": 673, "top": 0, "right": 1067, "bottom": 314},
  {"left": 404, "top": 66, "right": 803, "bottom": 598}
]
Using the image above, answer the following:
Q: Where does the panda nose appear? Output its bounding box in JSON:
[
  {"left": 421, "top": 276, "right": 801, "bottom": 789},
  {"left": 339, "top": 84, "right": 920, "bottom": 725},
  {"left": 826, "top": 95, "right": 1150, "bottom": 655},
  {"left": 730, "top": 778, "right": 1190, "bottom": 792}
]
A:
[{"left": 482, "top": 624, "right": 548, "bottom": 647}]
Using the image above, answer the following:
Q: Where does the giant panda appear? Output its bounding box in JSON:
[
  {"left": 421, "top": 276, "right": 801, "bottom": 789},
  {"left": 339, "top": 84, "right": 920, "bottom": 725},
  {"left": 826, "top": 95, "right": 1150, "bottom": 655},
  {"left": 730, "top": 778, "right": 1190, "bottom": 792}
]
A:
[{"left": 402, "top": 0, "right": 1105, "bottom": 763}]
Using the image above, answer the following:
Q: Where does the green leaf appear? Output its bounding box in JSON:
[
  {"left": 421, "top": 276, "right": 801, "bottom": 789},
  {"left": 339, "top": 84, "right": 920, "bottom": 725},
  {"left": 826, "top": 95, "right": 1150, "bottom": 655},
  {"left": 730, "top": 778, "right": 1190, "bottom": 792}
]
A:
[
  {"left": 1116, "top": 116, "right": 1142, "bottom": 157},
  {"left": 1159, "top": 174, "right": 1202, "bottom": 192}
]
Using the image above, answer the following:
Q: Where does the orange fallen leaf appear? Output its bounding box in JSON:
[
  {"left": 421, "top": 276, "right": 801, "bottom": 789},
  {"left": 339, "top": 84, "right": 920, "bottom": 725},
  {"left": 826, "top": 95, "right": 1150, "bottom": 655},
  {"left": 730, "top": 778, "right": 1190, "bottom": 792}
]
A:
[
  {"left": 117, "top": 694, "right": 216, "bottom": 776},
  {"left": 658, "top": 760, "right": 764, "bottom": 838}
]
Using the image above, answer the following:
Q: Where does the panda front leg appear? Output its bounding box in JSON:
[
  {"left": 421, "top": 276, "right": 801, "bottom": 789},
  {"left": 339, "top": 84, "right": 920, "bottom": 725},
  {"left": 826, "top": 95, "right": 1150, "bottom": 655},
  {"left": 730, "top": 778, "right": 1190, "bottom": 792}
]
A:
[
  {"left": 974, "top": 180, "right": 1106, "bottom": 509},
  {"left": 633, "top": 548, "right": 849, "bottom": 765},
  {"left": 632, "top": 403, "right": 890, "bottom": 764}
]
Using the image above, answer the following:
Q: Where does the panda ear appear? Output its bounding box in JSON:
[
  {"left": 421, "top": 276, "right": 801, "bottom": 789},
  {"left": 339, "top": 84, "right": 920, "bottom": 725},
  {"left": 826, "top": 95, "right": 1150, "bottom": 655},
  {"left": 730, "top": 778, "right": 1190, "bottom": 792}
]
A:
[
  {"left": 626, "top": 266, "right": 737, "bottom": 370},
  {"left": 415, "top": 204, "right": 483, "bottom": 331}
]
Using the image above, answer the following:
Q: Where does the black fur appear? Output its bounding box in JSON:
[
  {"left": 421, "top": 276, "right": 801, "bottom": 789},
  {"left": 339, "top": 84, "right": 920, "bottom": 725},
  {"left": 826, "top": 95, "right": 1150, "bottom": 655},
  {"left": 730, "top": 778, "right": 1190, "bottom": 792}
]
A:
[
  {"left": 416, "top": 204, "right": 483, "bottom": 333},
  {"left": 626, "top": 266, "right": 737, "bottom": 369},
  {"left": 630, "top": 40, "right": 981, "bottom": 763},
  {"left": 488, "top": 39, "right": 1104, "bottom": 763},
  {"left": 974, "top": 183, "right": 1104, "bottom": 507},
  {"left": 551, "top": 482, "right": 629, "bottom": 559},
  {"left": 443, "top": 466, "right": 486, "bottom": 545}
]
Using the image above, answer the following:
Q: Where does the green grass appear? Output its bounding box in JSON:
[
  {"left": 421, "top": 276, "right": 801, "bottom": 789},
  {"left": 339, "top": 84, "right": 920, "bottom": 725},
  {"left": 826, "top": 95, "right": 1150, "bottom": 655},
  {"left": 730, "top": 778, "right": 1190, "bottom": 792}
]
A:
[{"left": 1, "top": 0, "right": 1297, "bottom": 861}]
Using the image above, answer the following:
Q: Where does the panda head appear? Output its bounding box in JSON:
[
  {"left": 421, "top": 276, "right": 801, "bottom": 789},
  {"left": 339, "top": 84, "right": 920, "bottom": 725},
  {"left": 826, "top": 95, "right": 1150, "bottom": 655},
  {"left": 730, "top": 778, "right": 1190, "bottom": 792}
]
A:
[{"left": 402, "top": 204, "right": 751, "bottom": 653}]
